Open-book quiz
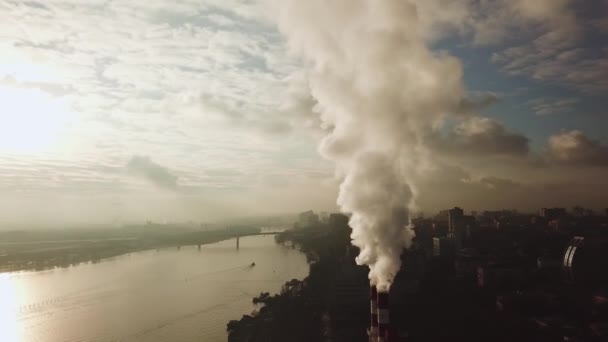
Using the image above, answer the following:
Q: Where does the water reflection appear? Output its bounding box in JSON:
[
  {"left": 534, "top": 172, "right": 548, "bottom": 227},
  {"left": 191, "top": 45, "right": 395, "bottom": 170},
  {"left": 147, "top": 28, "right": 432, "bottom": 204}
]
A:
[
  {"left": 0, "top": 274, "right": 21, "bottom": 342},
  {"left": 0, "top": 236, "right": 307, "bottom": 342}
]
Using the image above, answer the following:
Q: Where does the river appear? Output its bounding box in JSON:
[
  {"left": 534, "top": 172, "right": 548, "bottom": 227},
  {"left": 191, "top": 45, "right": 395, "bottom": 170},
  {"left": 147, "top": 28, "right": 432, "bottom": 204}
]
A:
[{"left": 0, "top": 235, "right": 309, "bottom": 342}]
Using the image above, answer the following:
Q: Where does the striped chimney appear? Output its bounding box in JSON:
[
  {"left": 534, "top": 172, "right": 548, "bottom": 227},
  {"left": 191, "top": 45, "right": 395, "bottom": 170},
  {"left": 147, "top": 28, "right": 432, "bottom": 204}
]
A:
[
  {"left": 377, "top": 291, "right": 390, "bottom": 342},
  {"left": 369, "top": 285, "right": 379, "bottom": 342}
]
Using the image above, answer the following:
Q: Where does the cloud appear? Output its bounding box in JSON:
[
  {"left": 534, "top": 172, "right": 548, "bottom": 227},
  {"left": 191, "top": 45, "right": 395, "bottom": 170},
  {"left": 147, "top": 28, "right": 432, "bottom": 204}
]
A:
[
  {"left": 592, "top": 17, "right": 608, "bottom": 33},
  {"left": 438, "top": 117, "right": 530, "bottom": 157},
  {"left": 0, "top": 0, "right": 321, "bottom": 206},
  {"left": 548, "top": 130, "right": 608, "bottom": 166},
  {"left": 409, "top": 1, "right": 608, "bottom": 95},
  {"left": 413, "top": 161, "right": 608, "bottom": 213},
  {"left": 527, "top": 97, "right": 579, "bottom": 115},
  {"left": 465, "top": 0, "right": 578, "bottom": 45},
  {"left": 412, "top": 164, "right": 527, "bottom": 211},
  {"left": 126, "top": 156, "right": 179, "bottom": 189},
  {"left": 0, "top": 0, "right": 605, "bottom": 226},
  {"left": 492, "top": 46, "right": 608, "bottom": 94},
  {"left": 487, "top": 1, "right": 608, "bottom": 94},
  {"left": 0, "top": 0, "right": 295, "bottom": 132},
  {"left": 472, "top": 176, "right": 523, "bottom": 190},
  {"left": 455, "top": 92, "right": 500, "bottom": 116}
]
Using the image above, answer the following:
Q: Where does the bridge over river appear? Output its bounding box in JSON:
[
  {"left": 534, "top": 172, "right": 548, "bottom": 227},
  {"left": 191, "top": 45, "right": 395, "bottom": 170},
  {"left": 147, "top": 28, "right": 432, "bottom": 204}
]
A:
[{"left": 233, "top": 230, "right": 284, "bottom": 249}]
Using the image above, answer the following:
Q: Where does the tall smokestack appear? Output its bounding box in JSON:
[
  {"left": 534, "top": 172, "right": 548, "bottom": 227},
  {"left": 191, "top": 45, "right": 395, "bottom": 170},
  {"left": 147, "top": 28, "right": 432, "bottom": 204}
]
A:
[
  {"left": 377, "top": 291, "right": 390, "bottom": 342},
  {"left": 369, "top": 285, "right": 379, "bottom": 342}
]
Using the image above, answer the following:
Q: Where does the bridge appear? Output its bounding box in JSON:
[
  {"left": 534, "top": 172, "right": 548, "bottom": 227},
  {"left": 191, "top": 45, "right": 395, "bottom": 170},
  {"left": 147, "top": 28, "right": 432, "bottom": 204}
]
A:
[{"left": 234, "top": 231, "right": 284, "bottom": 249}]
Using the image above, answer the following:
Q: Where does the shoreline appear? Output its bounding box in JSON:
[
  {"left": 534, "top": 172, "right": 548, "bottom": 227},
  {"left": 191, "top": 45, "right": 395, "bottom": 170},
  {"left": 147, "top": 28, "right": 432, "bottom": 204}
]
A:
[
  {"left": 0, "top": 230, "right": 264, "bottom": 274},
  {"left": 227, "top": 225, "right": 358, "bottom": 342},
  {"left": 0, "top": 239, "right": 228, "bottom": 274}
]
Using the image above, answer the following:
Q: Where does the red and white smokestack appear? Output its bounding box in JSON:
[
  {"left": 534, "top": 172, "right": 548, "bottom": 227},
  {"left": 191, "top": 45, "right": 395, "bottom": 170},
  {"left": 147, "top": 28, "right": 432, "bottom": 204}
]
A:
[
  {"left": 377, "top": 291, "right": 390, "bottom": 342},
  {"left": 369, "top": 285, "right": 379, "bottom": 342}
]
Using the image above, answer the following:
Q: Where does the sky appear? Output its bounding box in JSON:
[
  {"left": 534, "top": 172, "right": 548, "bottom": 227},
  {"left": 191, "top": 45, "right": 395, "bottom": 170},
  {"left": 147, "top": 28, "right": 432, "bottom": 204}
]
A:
[{"left": 0, "top": 0, "right": 607, "bottom": 225}]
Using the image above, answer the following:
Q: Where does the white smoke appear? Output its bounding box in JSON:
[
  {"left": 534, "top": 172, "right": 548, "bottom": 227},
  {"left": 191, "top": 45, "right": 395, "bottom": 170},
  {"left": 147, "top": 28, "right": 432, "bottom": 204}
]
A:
[{"left": 270, "top": 0, "right": 466, "bottom": 291}]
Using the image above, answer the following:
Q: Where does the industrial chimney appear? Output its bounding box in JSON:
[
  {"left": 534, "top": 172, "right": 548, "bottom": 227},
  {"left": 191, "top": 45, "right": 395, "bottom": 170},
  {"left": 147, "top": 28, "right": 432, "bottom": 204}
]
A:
[
  {"left": 377, "top": 291, "right": 390, "bottom": 342},
  {"left": 369, "top": 285, "right": 379, "bottom": 342}
]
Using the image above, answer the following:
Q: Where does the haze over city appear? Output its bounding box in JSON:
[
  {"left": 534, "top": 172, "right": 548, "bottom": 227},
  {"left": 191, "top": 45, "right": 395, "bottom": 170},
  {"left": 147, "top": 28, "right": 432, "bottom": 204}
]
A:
[{"left": 0, "top": 0, "right": 606, "bottom": 226}]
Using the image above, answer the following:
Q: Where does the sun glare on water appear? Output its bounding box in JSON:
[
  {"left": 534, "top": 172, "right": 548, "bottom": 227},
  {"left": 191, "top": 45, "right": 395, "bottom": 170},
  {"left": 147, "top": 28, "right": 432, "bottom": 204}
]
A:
[
  {"left": 0, "top": 85, "right": 75, "bottom": 154},
  {"left": 0, "top": 274, "right": 22, "bottom": 342}
]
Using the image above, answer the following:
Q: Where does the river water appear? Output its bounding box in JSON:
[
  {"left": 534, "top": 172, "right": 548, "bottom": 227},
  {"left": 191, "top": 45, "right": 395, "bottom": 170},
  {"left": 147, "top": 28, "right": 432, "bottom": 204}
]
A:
[{"left": 0, "top": 235, "right": 309, "bottom": 342}]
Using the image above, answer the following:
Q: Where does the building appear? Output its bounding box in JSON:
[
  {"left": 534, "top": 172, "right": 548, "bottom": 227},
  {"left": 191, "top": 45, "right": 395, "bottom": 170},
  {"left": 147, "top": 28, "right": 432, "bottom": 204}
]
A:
[
  {"left": 447, "top": 207, "right": 464, "bottom": 234},
  {"left": 411, "top": 218, "right": 434, "bottom": 258},
  {"left": 329, "top": 262, "right": 368, "bottom": 342},
  {"left": 477, "top": 262, "right": 526, "bottom": 290},
  {"left": 297, "top": 210, "right": 320, "bottom": 228},
  {"left": 454, "top": 248, "right": 484, "bottom": 281},
  {"left": 329, "top": 213, "right": 349, "bottom": 229},
  {"left": 540, "top": 208, "right": 567, "bottom": 221},
  {"left": 572, "top": 206, "right": 595, "bottom": 218},
  {"left": 563, "top": 236, "right": 608, "bottom": 286},
  {"left": 433, "top": 237, "right": 454, "bottom": 258},
  {"left": 440, "top": 207, "right": 477, "bottom": 251}
]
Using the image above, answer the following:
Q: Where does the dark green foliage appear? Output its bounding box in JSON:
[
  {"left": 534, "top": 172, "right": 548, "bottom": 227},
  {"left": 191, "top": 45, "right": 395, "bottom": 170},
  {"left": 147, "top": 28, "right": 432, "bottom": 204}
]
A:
[{"left": 228, "top": 224, "right": 353, "bottom": 342}]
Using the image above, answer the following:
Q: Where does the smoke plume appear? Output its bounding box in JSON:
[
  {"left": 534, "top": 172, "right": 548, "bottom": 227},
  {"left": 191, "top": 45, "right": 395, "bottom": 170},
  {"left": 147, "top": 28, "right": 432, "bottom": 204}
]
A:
[{"left": 271, "top": 1, "right": 466, "bottom": 290}]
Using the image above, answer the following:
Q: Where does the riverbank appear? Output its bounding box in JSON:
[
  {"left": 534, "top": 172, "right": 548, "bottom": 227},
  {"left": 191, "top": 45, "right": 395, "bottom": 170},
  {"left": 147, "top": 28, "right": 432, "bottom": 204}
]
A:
[
  {"left": 0, "top": 226, "right": 260, "bottom": 273},
  {"left": 0, "top": 235, "right": 308, "bottom": 342},
  {"left": 227, "top": 222, "right": 362, "bottom": 342}
]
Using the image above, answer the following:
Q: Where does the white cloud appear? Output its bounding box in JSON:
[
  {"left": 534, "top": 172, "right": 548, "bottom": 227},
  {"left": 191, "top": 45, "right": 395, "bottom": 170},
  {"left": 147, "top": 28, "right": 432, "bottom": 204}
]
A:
[
  {"left": 434, "top": 117, "right": 530, "bottom": 157},
  {"left": 548, "top": 130, "right": 608, "bottom": 166},
  {"left": 527, "top": 97, "right": 579, "bottom": 115},
  {"left": 0, "top": 0, "right": 337, "bottom": 224},
  {"left": 0, "top": 0, "right": 605, "bottom": 225},
  {"left": 126, "top": 156, "right": 179, "bottom": 189},
  {"left": 485, "top": 0, "right": 608, "bottom": 94}
]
